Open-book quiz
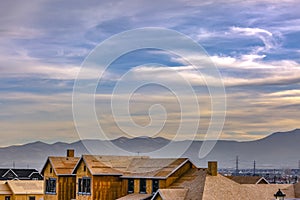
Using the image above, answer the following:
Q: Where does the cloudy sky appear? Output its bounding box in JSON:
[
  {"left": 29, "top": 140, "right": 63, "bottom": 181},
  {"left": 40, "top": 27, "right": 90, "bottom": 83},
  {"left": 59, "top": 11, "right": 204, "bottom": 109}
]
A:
[{"left": 0, "top": 0, "right": 300, "bottom": 146}]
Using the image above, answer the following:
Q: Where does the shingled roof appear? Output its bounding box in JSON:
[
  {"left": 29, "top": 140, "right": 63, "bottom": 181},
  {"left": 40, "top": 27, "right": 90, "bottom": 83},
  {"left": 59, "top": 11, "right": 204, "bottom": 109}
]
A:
[
  {"left": 7, "top": 180, "right": 44, "bottom": 195},
  {"left": 0, "top": 168, "right": 43, "bottom": 180},
  {"left": 203, "top": 174, "right": 295, "bottom": 200},
  {"left": 41, "top": 156, "right": 80, "bottom": 176},
  {"left": 152, "top": 189, "right": 188, "bottom": 200},
  {"left": 73, "top": 155, "right": 190, "bottom": 179},
  {"left": 0, "top": 181, "right": 12, "bottom": 195}
]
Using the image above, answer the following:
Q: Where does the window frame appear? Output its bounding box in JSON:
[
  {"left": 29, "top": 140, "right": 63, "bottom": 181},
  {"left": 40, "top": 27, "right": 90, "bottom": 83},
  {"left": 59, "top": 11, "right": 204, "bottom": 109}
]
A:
[
  {"left": 152, "top": 179, "right": 159, "bottom": 193},
  {"left": 78, "top": 177, "right": 91, "bottom": 195},
  {"left": 139, "top": 179, "right": 147, "bottom": 194},
  {"left": 29, "top": 196, "right": 35, "bottom": 200},
  {"left": 45, "top": 178, "right": 56, "bottom": 194},
  {"left": 127, "top": 178, "right": 134, "bottom": 194}
]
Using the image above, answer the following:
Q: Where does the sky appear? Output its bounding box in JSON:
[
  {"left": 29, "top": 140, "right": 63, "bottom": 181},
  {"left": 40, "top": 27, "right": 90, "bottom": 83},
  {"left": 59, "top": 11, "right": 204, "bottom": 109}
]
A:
[{"left": 0, "top": 0, "right": 300, "bottom": 146}]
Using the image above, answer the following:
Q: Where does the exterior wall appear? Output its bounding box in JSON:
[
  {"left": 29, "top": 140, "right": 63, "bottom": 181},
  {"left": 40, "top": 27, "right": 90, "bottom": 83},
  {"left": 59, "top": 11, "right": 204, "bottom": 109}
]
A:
[
  {"left": 43, "top": 161, "right": 58, "bottom": 200},
  {"left": 92, "top": 176, "right": 123, "bottom": 200},
  {"left": 75, "top": 160, "right": 125, "bottom": 200},
  {"left": 134, "top": 179, "right": 139, "bottom": 194},
  {"left": 57, "top": 176, "right": 76, "bottom": 200},
  {"left": 165, "top": 161, "right": 192, "bottom": 187},
  {"left": 13, "top": 194, "right": 44, "bottom": 200},
  {"left": 43, "top": 161, "right": 76, "bottom": 200},
  {"left": 121, "top": 179, "right": 162, "bottom": 195},
  {"left": 0, "top": 195, "right": 12, "bottom": 200},
  {"left": 76, "top": 160, "right": 92, "bottom": 200},
  {"left": 153, "top": 195, "right": 163, "bottom": 200}
]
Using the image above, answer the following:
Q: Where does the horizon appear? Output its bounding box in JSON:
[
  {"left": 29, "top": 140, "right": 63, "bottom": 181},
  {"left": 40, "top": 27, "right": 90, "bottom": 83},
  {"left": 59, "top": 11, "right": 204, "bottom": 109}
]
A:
[
  {"left": 2, "top": 127, "right": 299, "bottom": 148},
  {"left": 0, "top": 0, "right": 300, "bottom": 147}
]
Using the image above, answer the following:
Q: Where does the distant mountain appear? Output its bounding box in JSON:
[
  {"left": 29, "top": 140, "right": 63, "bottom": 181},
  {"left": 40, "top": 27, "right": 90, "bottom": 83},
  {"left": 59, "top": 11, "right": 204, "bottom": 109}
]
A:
[{"left": 0, "top": 129, "right": 300, "bottom": 170}]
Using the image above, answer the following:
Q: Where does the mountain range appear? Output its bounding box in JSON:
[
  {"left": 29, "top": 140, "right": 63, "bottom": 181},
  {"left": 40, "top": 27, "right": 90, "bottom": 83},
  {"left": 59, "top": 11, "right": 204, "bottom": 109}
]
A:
[{"left": 1, "top": 129, "right": 300, "bottom": 170}]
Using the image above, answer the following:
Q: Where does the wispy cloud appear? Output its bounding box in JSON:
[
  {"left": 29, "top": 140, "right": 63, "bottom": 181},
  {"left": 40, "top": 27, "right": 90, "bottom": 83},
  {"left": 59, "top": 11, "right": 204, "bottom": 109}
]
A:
[{"left": 0, "top": 0, "right": 299, "bottom": 145}]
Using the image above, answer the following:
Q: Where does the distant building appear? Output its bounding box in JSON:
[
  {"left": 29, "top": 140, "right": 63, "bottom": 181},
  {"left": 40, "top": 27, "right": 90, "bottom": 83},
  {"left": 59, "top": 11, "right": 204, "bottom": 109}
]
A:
[
  {"left": 225, "top": 176, "right": 270, "bottom": 184},
  {"left": 0, "top": 168, "right": 43, "bottom": 180}
]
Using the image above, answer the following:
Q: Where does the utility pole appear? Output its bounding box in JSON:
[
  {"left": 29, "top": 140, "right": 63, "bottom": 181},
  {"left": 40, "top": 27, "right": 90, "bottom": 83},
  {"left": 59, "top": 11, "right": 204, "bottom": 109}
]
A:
[
  {"left": 253, "top": 160, "right": 256, "bottom": 176},
  {"left": 235, "top": 156, "right": 239, "bottom": 175}
]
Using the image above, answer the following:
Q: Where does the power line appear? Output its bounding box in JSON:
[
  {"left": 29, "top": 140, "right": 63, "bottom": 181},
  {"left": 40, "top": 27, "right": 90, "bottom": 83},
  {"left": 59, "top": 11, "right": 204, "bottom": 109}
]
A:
[
  {"left": 253, "top": 160, "right": 256, "bottom": 176},
  {"left": 235, "top": 156, "right": 239, "bottom": 175}
]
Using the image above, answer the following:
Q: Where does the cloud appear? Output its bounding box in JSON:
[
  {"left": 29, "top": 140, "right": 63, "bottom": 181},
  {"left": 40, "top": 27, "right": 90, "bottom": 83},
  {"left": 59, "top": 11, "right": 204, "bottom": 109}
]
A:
[{"left": 0, "top": 0, "right": 300, "bottom": 145}]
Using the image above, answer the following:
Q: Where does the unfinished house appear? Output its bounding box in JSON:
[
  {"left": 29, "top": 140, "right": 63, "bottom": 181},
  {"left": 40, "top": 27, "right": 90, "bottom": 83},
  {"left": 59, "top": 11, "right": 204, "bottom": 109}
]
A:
[
  {"left": 72, "top": 155, "right": 199, "bottom": 200},
  {"left": 0, "top": 180, "right": 43, "bottom": 200},
  {"left": 41, "top": 149, "right": 79, "bottom": 200}
]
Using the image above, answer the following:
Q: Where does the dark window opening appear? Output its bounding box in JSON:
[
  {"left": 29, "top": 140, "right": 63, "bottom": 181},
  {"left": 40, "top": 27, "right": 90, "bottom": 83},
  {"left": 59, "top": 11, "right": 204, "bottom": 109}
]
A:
[
  {"left": 152, "top": 180, "right": 159, "bottom": 193},
  {"left": 140, "top": 179, "right": 146, "bottom": 194},
  {"left": 49, "top": 167, "right": 52, "bottom": 173},
  {"left": 83, "top": 165, "right": 86, "bottom": 172},
  {"left": 5, "top": 196, "right": 10, "bottom": 200},
  {"left": 78, "top": 177, "right": 91, "bottom": 195},
  {"left": 128, "top": 179, "right": 134, "bottom": 193},
  {"left": 45, "top": 178, "right": 56, "bottom": 194},
  {"left": 29, "top": 197, "right": 35, "bottom": 200}
]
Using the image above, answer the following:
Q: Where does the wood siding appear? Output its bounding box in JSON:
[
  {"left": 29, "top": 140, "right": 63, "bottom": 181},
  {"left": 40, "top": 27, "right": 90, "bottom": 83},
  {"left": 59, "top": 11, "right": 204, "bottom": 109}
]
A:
[
  {"left": 75, "top": 159, "right": 125, "bottom": 200},
  {"left": 43, "top": 161, "right": 76, "bottom": 200}
]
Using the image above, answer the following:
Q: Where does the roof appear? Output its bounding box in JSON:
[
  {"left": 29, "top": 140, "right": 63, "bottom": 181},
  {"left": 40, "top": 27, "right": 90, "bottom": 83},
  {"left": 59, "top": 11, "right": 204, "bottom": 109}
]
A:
[
  {"left": 0, "top": 181, "right": 12, "bottom": 195},
  {"left": 73, "top": 155, "right": 190, "bottom": 179},
  {"left": 0, "top": 168, "right": 43, "bottom": 180},
  {"left": 41, "top": 156, "right": 80, "bottom": 176},
  {"left": 225, "top": 176, "right": 269, "bottom": 184},
  {"left": 7, "top": 180, "right": 44, "bottom": 195},
  {"left": 152, "top": 189, "right": 188, "bottom": 200},
  {"left": 168, "top": 168, "right": 207, "bottom": 200},
  {"left": 202, "top": 174, "right": 295, "bottom": 200},
  {"left": 116, "top": 193, "right": 153, "bottom": 200}
]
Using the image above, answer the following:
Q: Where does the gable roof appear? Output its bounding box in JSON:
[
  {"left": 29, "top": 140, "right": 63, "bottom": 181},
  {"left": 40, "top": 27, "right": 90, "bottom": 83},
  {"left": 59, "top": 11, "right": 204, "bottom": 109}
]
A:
[
  {"left": 152, "top": 189, "right": 188, "bottom": 200},
  {"left": 2, "top": 169, "right": 18, "bottom": 179},
  {"left": 203, "top": 174, "right": 295, "bottom": 200},
  {"left": 0, "top": 169, "right": 42, "bottom": 180},
  {"left": 168, "top": 168, "right": 207, "bottom": 200},
  {"left": 7, "top": 180, "right": 44, "bottom": 195},
  {"left": 0, "top": 181, "right": 12, "bottom": 195},
  {"left": 121, "top": 158, "right": 190, "bottom": 179},
  {"left": 41, "top": 156, "right": 80, "bottom": 176},
  {"left": 73, "top": 155, "right": 190, "bottom": 179},
  {"left": 225, "top": 176, "right": 269, "bottom": 184}
]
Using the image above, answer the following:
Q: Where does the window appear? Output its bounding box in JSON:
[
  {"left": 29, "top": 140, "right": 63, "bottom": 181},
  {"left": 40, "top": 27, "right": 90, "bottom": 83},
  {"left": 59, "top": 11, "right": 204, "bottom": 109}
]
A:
[
  {"left": 139, "top": 179, "right": 146, "bottom": 194},
  {"left": 49, "top": 167, "right": 52, "bottom": 173},
  {"left": 83, "top": 165, "right": 86, "bottom": 172},
  {"left": 29, "top": 196, "right": 35, "bottom": 200},
  {"left": 5, "top": 196, "right": 10, "bottom": 200},
  {"left": 128, "top": 179, "right": 134, "bottom": 193},
  {"left": 78, "top": 177, "right": 91, "bottom": 195},
  {"left": 45, "top": 178, "right": 56, "bottom": 194},
  {"left": 152, "top": 180, "right": 159, "bottom": 193}
]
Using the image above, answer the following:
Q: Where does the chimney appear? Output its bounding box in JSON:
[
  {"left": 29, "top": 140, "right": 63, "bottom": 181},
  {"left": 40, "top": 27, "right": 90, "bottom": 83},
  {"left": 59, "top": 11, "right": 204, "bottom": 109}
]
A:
[
  {"left": 207, "top": 161, "right": 218, "bottom": 176},
  {"left": 67, "top": 149, "right": 75, "bottom": 157}
]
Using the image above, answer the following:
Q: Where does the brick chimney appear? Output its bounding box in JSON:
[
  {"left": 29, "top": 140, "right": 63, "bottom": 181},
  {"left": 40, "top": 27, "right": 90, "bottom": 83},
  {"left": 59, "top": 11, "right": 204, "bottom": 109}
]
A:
[
  {"left": 207, "top": 161, "right": 218, "bottom": 176},
  {"left": 67, "top": 149, "right": 74, "bottom": 157}
]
